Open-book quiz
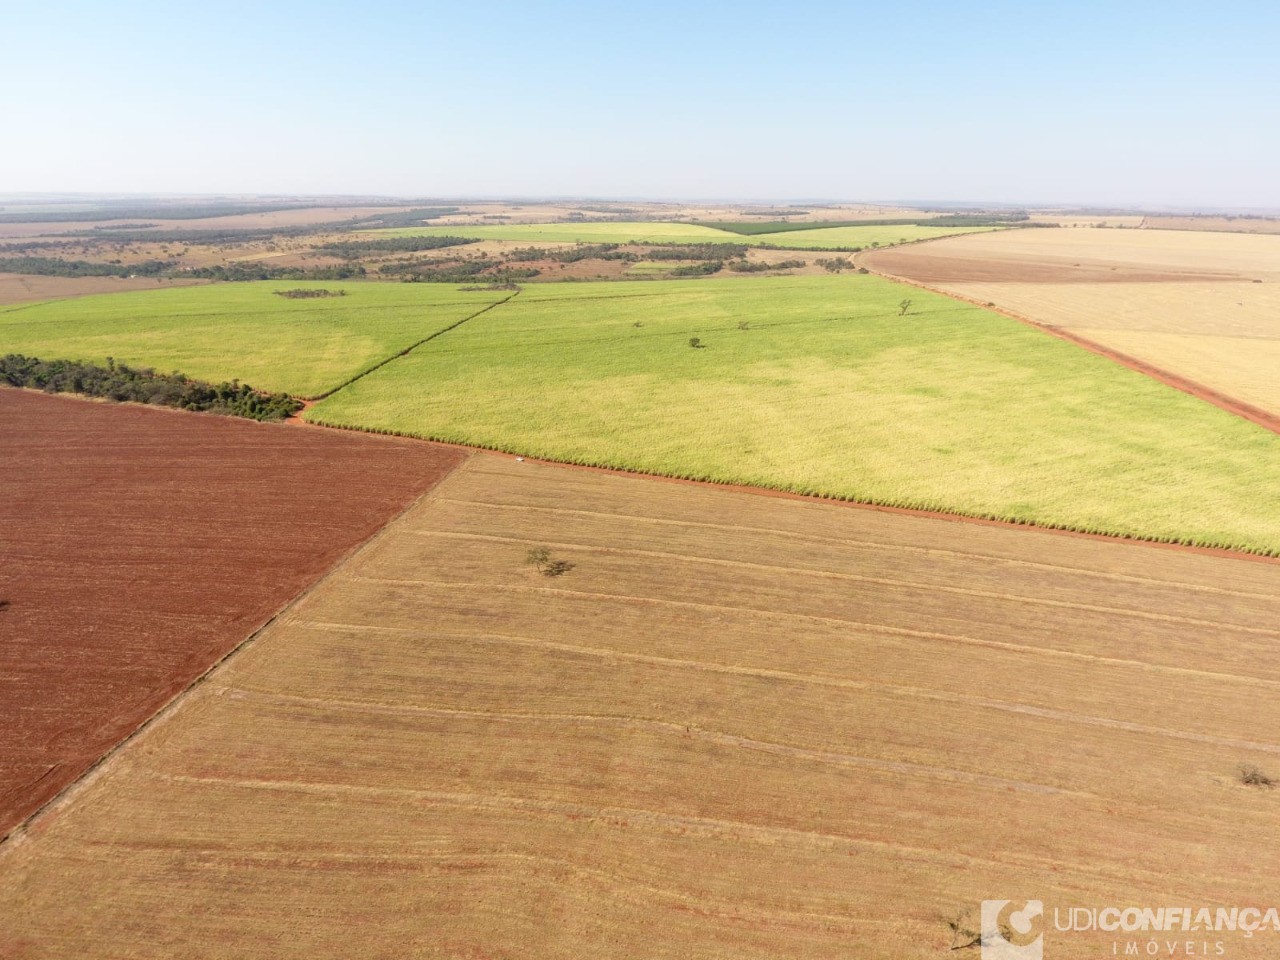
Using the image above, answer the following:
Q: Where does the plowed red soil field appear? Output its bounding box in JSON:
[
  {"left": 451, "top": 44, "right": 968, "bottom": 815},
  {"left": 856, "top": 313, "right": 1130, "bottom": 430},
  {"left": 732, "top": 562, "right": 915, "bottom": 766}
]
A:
[{"left": 0, "top": 389, "right": 464, "bottom": 837}]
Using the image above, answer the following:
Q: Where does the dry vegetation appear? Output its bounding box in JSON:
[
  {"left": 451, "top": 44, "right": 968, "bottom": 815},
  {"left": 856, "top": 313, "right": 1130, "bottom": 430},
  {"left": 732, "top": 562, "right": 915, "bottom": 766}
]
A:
[
  {"left": 865, "top": 226, "right": 1280, "bottom": 417},
  {"left": 3, "top": 455, "right": 1280, "bottom": 958}
]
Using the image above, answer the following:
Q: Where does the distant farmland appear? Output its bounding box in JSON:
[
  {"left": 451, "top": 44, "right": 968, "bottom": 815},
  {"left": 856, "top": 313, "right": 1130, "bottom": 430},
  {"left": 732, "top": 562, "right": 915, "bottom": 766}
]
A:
[
  {"left": 308, "top": 274, "right": 1280, "bottom": 554},
  {"left": 4, "top": 455, "right": 1279, "bottom": 958},
  {"left": 866, "top": 227, "right": 1280, "bottom": 418},
  {"left": 0, "top": 281, "right": 511, "bottom": 397},
  {"left": 372, "top": 220, "right": 1002, "bottom": 249}
]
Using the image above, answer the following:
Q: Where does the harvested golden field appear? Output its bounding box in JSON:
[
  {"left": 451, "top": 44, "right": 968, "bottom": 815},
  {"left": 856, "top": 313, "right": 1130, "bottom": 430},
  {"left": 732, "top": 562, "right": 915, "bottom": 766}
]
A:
[
  {"left": 1143, "top": 215, "right": 1280, "bottom": 235},
  {"left": 0, "top": 273, "right": 204, "bottom": 305},
  {"left": 865, "top": 227, "right": 1280, "bottom": 418},
  {"left": 4, "top": 455, "right": 1280, "bottom": 959}
]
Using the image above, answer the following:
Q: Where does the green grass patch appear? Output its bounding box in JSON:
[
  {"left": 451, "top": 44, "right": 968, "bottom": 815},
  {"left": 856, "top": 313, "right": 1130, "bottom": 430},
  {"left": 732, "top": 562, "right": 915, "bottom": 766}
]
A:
[
  {"left": 626, "top": 261, "right": 681, "bottom": 275},
  {"left": 0, "top": 281, "right": 509, "bottom": 398},
  {"left": 371, "top": 220, "right": 999, "bottom": 250},
  {"left": 306, "top": 274, "right": 1280, "bottom": 554}
]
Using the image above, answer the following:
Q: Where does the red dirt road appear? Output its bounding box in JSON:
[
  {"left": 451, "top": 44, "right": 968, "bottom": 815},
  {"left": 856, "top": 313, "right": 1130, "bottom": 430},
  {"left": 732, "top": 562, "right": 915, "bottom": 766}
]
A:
[{"left": 0, "top": 389, "right": 465, "bottom": 837}]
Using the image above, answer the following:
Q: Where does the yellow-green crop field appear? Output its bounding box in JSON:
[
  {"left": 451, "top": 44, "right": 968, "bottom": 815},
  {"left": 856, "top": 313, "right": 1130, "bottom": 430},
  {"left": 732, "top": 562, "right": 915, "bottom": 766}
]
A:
[
  {"left": 6, "top": 273, "right": 1279, "bottom": 553},
  {"left": 306, "top": 275, "right": 1280, "bottom": 554},
  {"left": 0, "top": 281, "right": 510, "bottom": 397}
]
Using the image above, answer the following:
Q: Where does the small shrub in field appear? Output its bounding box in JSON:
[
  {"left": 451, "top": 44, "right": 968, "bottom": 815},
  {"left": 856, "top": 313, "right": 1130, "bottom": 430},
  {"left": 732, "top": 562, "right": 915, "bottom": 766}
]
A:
[
  {"left": 543, "top": 559, "right": 575, "bottom": 577},
  {"left": 946, "top": 909, "right": 982, "bottom": 950},
  {"left": 525, "top": 547, "right": 574, "bottom": 578},
  {"left": 688, "top": 337, "right": 704, "bottom": 349},
  {"left": 1239, "top": 764, "right": 1275, "bottom": 787}
]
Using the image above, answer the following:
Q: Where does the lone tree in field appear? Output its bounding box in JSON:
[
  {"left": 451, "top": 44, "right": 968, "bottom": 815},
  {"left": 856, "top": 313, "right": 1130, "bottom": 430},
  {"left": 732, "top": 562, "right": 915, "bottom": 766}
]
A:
[
  {"left": 688, "top": 336, "right": 704, "bottom": 349},
  {"left": 898, "top": 298, "right": 913, "bottom": 316}
]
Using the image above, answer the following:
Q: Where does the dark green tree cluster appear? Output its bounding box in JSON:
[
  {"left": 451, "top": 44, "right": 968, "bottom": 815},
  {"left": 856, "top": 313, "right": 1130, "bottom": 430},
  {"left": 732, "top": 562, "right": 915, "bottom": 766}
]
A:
[
  {"left": 1, "top": 354, "right": 301, "bottom": 421},
  {"left": 0, "top": 256, "right": 174, "bottom": 277},
  {"left": 186, "top": 263, "right": 367, "bottom": 281},
  {"left": 273, "top": 288, "right": 347, "bottom": 299},
  {"left": 316, "top": 235, "right": 477, "bottom": 258},
  {"left": 643, "top": 243, "right": 748, "bottom": 260}
]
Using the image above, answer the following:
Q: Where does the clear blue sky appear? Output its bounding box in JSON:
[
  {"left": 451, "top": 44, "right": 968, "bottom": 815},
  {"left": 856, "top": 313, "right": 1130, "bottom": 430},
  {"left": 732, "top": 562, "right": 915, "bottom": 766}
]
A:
[{"left": 5, "top": 0, "right": 1277, "bottom": 208}]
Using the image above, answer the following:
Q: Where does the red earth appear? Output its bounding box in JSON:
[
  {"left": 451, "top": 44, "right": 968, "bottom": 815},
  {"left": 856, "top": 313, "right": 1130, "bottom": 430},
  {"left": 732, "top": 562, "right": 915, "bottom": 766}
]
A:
[{"left": 0, "top": 389, "right": 466, "bottom": 837}]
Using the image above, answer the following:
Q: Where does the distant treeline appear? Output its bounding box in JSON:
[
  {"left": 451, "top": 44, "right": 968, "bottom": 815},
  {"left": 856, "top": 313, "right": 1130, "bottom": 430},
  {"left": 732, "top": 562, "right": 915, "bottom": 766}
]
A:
[
  {"left": 702, "top": 215, "right": 1029, "bottom": 235},
  {"left": 508, "top": 243, "right": 637, "bottom": 263},
  {"left": 0, "top": 202, "right": 315, "bottom": 224},
  {"left": 346, "top": 208, "right": 461, "bottom": 229},
  {"left": 726, "top": 258, "right": 805, "bottom": 272},
  {"left": 0, "top": 256, "right": 174, "bottom": 277},
  {"left": 643, "top": 242, "right": 749, "bottom": 260},
  {"left": 0, "top": 355, "right": 301, "bottom": 421},
  {"left": 316, "top": 235, "right": 477, "bottom": 258},
  {"left": 186, "top": 263, "right": 367, "bottom": 281},
  {"left": 384, "top": 259, "right": 540, "bottom": 283}
]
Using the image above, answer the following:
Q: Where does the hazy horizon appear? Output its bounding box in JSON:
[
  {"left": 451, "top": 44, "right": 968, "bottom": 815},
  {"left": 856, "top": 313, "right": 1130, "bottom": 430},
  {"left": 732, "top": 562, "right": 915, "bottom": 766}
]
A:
[{"left": 6, "top": 0, "right": 1277, "bottom": 209}]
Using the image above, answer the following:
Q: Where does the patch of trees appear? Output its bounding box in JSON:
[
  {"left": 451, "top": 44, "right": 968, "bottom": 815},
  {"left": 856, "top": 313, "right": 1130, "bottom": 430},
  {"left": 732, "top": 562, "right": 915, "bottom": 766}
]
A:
[
  {"left": 669, "top": 261, "right": 724, "bottom": 277},
  {"left": 0, "top": 354, "right": 301, "bottom": 421},
  {"left": 384, "top": 259, "right": 541, "bottom": 283},
  {"left": 274, "top": 288, "right": 347, "bottom": 299},
  {"left": 508, "top": 243, "right": 631, "bottom": 263},
  {"left": 315, "top": 235, "right": 477, "bottom": 258},
  {"left": 0, "top": 257, "right": 174, "bottom": 277},
  {"left": 186, "top": 263, "right": 367, "bottom": 281},
  {"left": 726, "top": 258, "right": 805, "bottom": 273},
  {"left": 345, "top": 207, "right": 461, "bottom": 228},
  {"left": 816, "top": 257, "right": 855, "bottom": 272},
  {"left": 0, "top": 202, "right": 314, "bottom": 224},
  {"left": 643, "top": 243, "right": 748, "bottom": 260}
]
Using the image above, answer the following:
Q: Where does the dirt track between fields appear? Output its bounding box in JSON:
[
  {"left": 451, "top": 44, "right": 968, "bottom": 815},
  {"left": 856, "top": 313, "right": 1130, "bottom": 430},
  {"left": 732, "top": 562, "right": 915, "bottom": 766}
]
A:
[{"left": 0, "top": 389, "right": 465, "bottom": 838}]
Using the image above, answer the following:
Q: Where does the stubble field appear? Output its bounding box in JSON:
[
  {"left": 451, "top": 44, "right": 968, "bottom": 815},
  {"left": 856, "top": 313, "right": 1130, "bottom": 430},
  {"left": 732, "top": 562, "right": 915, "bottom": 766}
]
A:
[
  {"left": 865, "top": 227, "right": 1280, "bottom": 416},
  {"left": 3, "top": 455, "right": 1279, "bottom": 959}
]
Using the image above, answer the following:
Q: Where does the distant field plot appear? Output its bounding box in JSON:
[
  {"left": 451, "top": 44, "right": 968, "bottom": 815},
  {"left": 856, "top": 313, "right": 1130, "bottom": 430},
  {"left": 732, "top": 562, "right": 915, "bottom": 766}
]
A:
[
  {"left": 308, "top": 274, "right": 1280, "bottom": 554},
  {"left": 866, "top": 228, "right": 1280, "bottom": 417},
  {"left": 4, "top": 455, "right": 1280, "bottom": 958},
  {"left": 0, "top": 281, "right": 508, "bottom": 397},
  {"left": 0, "top": 389, "right": 463, "bottom": 839},
  {"left": 373, "top": 220, "right": 1000, "bottom": 249},
  {"left": 372, "top": 221, "right": 745, "bottom": 244}
]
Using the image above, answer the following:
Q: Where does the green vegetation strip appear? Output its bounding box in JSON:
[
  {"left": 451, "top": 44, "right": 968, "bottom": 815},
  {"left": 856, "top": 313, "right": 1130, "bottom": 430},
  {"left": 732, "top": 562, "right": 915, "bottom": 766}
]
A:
[
  {"left": 305, "top": 274, "right": 1280, "bottom": 555},
  {"left": 370, "top": 220, "right": 1001, "bottom": 250},
  {"left": 0, "top": 281, "right": 511, "bottom": 398},
  {"left": 1, "top": 355, "right": 300, "bottom": 420}
]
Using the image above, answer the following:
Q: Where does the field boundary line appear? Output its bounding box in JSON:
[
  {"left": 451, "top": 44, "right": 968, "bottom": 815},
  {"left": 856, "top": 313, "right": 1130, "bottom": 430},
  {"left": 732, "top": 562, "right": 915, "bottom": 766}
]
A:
[
  {"left": 856, "top": 248, "right": 1280, "bottom": 437},
  {"left": 303, "top": 288, "right": 521, "bottom": 402},
  {"left": 0, "top": 449, "right": 472, "bottom": 853},
  {"left": 293, "top": 430, "right": 1280, "bottom": 564}
]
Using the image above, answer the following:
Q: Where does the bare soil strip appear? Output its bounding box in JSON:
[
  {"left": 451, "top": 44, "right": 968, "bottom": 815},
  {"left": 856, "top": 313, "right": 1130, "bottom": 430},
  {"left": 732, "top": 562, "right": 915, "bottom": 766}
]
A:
[
  {"left": 0, "top": 389, "right": 465, "bottom": 838},
  {"left": 2, "top": 455, "right": 1279, "bottom": 958}
]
